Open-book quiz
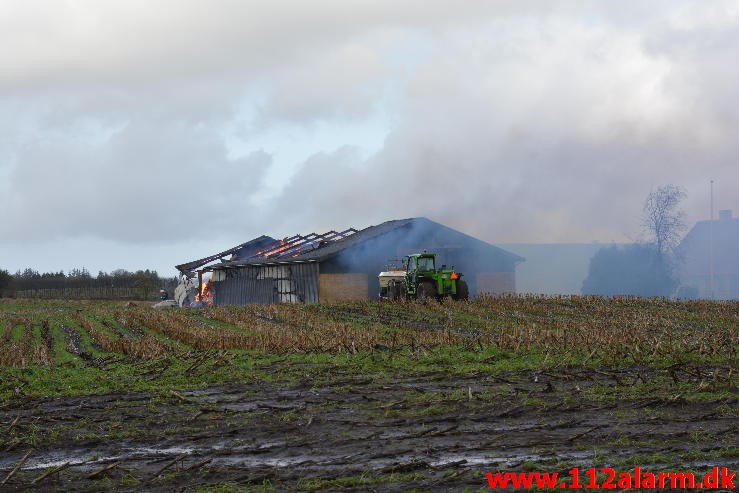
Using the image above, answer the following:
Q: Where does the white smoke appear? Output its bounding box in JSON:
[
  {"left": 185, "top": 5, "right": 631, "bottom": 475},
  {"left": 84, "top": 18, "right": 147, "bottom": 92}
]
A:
[{"left": 1, "top": 1, "right": 738, "bottom": 274}]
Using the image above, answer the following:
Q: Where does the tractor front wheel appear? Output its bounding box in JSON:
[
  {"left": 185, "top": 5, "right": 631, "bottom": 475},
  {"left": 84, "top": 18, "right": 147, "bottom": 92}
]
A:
[
  {"left": 388, "top": 280, "right": 405, "bottom": 300},
  {"left": 417, "top": 282, "right": 436, "bottom": 300}
]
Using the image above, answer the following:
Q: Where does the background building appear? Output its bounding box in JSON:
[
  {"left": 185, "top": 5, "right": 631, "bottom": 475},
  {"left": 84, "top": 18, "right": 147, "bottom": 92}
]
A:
[
  {"left": 677, "top": 210, "right": 739, "bottom": 300},
  {"left": 496, "top": 243, "right": 610, "bottom": 295}
]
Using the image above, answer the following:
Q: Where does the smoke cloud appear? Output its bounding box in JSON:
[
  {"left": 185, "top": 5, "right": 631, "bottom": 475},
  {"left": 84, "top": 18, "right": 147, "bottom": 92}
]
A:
[{"left": 1, "top": 1, "right": 738, "bottom": 275}]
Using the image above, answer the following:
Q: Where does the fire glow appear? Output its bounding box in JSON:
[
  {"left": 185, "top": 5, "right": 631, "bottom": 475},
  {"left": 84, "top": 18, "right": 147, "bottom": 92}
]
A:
[
  {"left": 256, "top": 240, "right": 293, "bottom": 258},
  {"left": 194, "top": 279, "right": 213, "bottom": 306},
  {"left": 176, "top": 228, "right": 360, "bottom": 308}
]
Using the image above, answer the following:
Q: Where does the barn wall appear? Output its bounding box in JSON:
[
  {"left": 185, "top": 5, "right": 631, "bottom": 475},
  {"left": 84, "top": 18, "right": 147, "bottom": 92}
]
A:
[
  {"left": 319, "top": 273, "right": 369, "bottom": 301},
  {"left": 476, "top": 272, "right": 515, "bottom": 294},
  {"left": 212, "top": 263, "right": 319, "bottom": 305},
  {"left": 320, "top": 221, "right": 520, "bottom": 298}
]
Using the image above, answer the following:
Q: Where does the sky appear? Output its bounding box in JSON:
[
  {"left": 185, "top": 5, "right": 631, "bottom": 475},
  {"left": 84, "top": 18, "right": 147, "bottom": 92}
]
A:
[{"left": 1, "top": 0, "right": 738, "bottom": 277}]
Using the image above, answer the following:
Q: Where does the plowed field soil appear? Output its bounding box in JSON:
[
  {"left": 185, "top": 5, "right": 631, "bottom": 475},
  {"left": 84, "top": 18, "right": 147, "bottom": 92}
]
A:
[{"left": 1, "top": 365, "right": 736, "bottom": 492}]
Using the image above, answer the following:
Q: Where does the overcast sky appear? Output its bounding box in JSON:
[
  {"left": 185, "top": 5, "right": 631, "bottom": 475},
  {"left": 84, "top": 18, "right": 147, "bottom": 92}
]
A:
[{"left": 1, "top": 0, "right": 737, "bottom": 276}]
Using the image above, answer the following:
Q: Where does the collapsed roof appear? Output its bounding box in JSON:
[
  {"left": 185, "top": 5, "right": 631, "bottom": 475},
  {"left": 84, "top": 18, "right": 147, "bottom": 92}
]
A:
[
  {"left": 176, "top": 217, "right": 524, "bottom": 274},
  {"left": 176, "top": 228, "right": 358, "bottom": 274}
]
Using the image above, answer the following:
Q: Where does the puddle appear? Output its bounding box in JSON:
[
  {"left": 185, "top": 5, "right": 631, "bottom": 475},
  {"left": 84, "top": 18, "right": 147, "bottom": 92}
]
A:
[
  {"left": 24, "top": 455, "right": 121, "bottom": 471},
  {"left": 427, "top": 450, "right": 594, "bottom": 468},
  {"left": 214, "top": 455, "right": 317, "bottom": 468},
  {"left": 131, "top": 446, "right": 195, "bottom": 456},
  {"left": 8, "top": 446, "right": 197, "bottom": 471},
  {"left": 3, "top": 442, "right": 316, "bottom": 473}
]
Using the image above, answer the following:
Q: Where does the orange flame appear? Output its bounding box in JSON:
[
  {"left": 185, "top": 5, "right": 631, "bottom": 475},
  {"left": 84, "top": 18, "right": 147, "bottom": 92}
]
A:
[
  {"left": 256, "top": 240, "right": 295, "bottom": 258},
  {"left": 194, "top": 279, "right": 214, "bottom": 306},
  {"left": 267, "top": 241, "right": 291, "bottom": 256}
]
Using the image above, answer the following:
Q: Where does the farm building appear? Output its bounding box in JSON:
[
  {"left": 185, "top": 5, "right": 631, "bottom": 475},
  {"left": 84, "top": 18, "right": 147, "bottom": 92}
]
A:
[
  {"left": 175, "top": 217, "right": 524, "bottom": 306},
  {"left": 676, "top": 209, "right": 739, "bottom": 300}
]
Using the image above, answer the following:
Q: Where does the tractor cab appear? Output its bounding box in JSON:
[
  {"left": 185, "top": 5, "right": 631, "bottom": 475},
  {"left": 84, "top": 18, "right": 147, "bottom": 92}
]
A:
[
  {"left": 405, "top": 253, "right": 436, "bottom": 295},
  {"left": 406, "top": 253, "right": 437, "bottom": 296},
  {"left": 415, "top": 255, "right": 435, "bottom": 272},
  {"left": 405, "top": 253, "right": 435, "bottom": 273}
]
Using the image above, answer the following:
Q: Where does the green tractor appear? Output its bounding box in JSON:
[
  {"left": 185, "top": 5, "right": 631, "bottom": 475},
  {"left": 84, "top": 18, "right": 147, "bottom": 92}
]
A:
[{"left": 378, "top": 252, "right": 469, "bottom": 300}]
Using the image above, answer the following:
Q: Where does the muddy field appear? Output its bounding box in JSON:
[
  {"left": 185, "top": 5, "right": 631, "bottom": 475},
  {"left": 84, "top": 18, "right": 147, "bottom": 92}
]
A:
[
  {"left": 0, "top": 298, "right": 737, "bottom": 491},
  {"left": 2, "top": 364, "right": 737, "bottom": 492}
]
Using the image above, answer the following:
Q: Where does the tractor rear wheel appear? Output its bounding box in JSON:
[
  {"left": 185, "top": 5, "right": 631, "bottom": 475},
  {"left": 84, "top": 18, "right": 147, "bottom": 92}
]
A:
[
  {"left": 454, "top": 280, "right": 469, "bottom": 300},
  {"left": 417, "top": 282, "right": 436, "bottom": 300}
]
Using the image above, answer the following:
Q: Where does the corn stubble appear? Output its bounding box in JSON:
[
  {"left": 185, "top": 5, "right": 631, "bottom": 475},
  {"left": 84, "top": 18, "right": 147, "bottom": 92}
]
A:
[
  {"left": 0, "top": 317, "right": 53, "bottom": 367},
  {"left": 447, "top": 295, "right": 737, "bottom": 364},
  {"left": 207, "top": 303, "right": 463, "bottom": 353},
  {"left": 73, "top": 313, "right": 170, "bottom": 360},
  {"left": 137, "top": 296, "right": 735, "bottom": 363},
  {"left": 1, "top": 296, "right": 736, "bottom": 365}
]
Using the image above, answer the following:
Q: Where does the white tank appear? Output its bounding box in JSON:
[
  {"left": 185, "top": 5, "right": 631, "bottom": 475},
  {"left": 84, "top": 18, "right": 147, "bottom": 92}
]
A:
[{"left": 378, "top": 270, "right": 406, "bottom": 288}]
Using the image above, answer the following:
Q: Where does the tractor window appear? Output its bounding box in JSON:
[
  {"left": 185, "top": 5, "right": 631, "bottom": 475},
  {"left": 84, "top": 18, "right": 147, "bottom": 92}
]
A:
[
  {"left": 407, "top": 257, "right": 417, "bottom": 272},
  {"left": 417, "top": 257, "right": 435, "bottom": 271}
]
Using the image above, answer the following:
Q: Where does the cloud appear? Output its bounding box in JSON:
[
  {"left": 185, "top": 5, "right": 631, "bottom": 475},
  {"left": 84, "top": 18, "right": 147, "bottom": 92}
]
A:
[
  {"left": 1, "top": 118, "right": 271, "bottom": 242},
  {"left": 0, "top": 1, "right": 529, "bottom": 91},
  {"left": 1, "top": 0, "right": 738, "bottom": 275},
  {"left": 264, "top": 5, "right": 739, "bottom": 243},
  {"left": 257, "top": 43, "right": 389, "bottom": 124}
]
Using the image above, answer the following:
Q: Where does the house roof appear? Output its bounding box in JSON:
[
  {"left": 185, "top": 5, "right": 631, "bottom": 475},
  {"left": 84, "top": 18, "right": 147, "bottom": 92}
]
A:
[{"left": 182, "top": 217, "right": 524, "bottom": 272}]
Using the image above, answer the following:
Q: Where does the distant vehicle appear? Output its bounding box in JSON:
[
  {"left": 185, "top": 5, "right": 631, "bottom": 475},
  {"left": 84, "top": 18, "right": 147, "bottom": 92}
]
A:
[{"left": 379, "top": 252, "right": 468, "bottom": 300}]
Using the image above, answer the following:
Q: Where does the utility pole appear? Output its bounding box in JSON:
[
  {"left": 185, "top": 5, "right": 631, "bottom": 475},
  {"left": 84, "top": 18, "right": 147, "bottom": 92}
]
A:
[{"left": 709, "top": 180, "right": 714, "bottom": 300}]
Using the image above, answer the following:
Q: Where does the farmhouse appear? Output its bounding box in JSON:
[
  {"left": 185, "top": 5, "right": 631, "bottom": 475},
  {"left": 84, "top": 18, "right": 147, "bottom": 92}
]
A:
[
  {"left": 176, "top": 217, "right": 524, "bottom": 306},
  {"left": 677, "top": 209, "right": 739, "bottom": 300}
]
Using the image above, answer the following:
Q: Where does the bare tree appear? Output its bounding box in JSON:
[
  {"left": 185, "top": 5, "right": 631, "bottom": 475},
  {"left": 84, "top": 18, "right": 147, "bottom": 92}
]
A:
[
  {"left": 582, "top": 186, "right": 687, "bottom": 297},
  {"left": 642, "top": 185, "right": 687, "bottom": 256}
]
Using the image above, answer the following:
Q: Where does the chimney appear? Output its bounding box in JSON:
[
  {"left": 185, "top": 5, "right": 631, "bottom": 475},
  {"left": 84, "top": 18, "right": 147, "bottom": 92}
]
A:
[{"left": 718, "top": 209, "right": 732, "bottom": 221}]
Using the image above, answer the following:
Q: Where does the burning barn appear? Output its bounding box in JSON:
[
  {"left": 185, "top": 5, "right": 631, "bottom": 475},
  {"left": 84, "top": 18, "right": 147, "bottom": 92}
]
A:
[{"left": 175, "top": 217, "right": 524, "bottom": 306}]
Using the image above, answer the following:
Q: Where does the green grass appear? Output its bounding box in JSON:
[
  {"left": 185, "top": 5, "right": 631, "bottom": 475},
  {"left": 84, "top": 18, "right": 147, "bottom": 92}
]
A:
[
  {"left": 51, "top": 324, "right": 79, "bottom": 364},
  {"left": 1, "top": 334, "right": 735, "bottom": 400},
  {"left": 195, "top": 480, "right": 275, "bottom": 492},
  {"left": 84, "top": 313, "right": 120, "bottom": 340},
  {"left": 60, "top": 316, "right": 107, "bottom": 357},
  {"left": 10, "top": 323, "right": 25, "bottom": 341},
  {"left": 295, "top": 472, "right": 425, "bottom": 491},
  {"left": 0, "top": 343, "right": 540, "bottom": 399}
]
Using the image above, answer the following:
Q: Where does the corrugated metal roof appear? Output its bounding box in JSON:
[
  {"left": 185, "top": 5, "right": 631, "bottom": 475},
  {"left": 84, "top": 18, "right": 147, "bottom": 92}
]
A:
[
  {"left": 203, "top": 217, "right": 524, "bottom": 271},
  {"left": 235, "top": 228, "right": 359, "bottom": 261},
  {"left": 175, "top": 235, "right": 276, "bottom": 274}
]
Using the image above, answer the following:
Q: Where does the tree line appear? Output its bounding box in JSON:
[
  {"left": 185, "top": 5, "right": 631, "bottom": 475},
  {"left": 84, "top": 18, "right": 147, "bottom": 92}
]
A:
[{"left": 0, "top": 268, "right": 178, "bottom": 300}]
